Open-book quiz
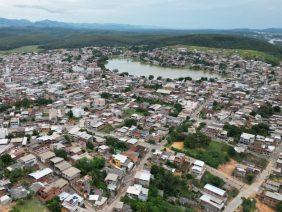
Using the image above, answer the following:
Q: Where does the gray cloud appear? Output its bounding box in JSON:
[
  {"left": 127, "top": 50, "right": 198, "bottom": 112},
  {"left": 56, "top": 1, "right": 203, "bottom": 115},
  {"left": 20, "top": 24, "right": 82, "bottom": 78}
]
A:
[{"left": 14, "top": 4, "right": 61, "bottom": 14}]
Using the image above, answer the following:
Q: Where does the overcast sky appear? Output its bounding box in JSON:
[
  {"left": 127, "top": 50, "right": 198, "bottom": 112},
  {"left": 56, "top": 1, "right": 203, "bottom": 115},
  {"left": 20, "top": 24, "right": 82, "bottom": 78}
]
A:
[{"left": 0, "top": 0, "right": 281, "bottom": 29}]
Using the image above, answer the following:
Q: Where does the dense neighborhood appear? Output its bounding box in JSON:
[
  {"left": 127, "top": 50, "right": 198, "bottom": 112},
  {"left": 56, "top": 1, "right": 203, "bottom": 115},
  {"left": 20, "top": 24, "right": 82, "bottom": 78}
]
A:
[{"left": 0, "top": 45, "right": 281, "bottom": 212}]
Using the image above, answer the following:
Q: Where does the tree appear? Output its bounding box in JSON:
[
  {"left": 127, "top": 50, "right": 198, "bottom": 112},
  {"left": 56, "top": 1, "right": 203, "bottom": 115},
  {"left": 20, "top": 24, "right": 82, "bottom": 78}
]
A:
[
  {"left": 32, "top": 130, "right": 40, "bottom": 137},
  {"left": 201, "top": 172, "right": 225, "bottom": 188},
  {"left": 148, "top": 75, "right": 154, "bottom": 80},
  {"left": 276, "top": 201, "right": 282, "bottom": 212},
  {"left": 100, "top": 92, "right": 112, "bottom": 99},
  {"left": 124, "top": 118, "right": 137, "bottom": 127},
  {"left": 54, "top": 149, "right": 68, "bottom": 160},
  {"left": 0, "top": 154, "right": 13, "bottom": 167},
  {"left": 184, "top": 132, "right": 211, "bottom": 149},
  {"left": 86, "top": 141, "right": 94, "bottom": 150},
  {"left": 46, "top": 197, "right": 62, "bottom": 212},
  {"left": 246, "top": 173, "right": 255, "bottom": 184},
  {"left": 67, "top": 110, "right": 74, "bottom": 119},
  {"left": 241, "top": 198, "right": 256, "bottom": 212}
]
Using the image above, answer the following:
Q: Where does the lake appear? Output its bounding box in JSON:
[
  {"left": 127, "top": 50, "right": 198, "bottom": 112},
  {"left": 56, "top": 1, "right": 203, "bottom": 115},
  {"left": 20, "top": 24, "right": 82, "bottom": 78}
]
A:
[{"left": 106, "top": 58, "right": 220, "bottom": 79}]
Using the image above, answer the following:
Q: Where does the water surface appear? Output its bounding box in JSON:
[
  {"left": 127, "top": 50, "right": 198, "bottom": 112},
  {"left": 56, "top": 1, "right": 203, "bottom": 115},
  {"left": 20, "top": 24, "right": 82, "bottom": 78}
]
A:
[{"left": 106, "top": 58, "right": 220, "bottom": 79}]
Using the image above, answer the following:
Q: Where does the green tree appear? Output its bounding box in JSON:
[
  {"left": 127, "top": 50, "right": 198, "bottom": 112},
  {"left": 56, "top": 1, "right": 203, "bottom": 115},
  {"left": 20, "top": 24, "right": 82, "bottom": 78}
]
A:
[
  {"left": 54, "top": 149, "right": 68, "bottom": 160},
  {"left": 86, "top": 141, "right": 94, "bottom": 150},
  {"left": 46, "top": 197, "right": 62, "bottom": 212},
  {"left": 0, "top": 154, "right": 13, "bottom": 167},
  {"left": 124, "top": 118, "right": 137, "bottom": 127},
  {"left": 67, "top": 110, "right": 74, "bottom": 119},
  {"left": 148, "top": 75, "right": 154, "bottom": 80},
  {"left": 276, "top": 201, "right": 282, "bottom": 212},
  {"left": 241, "top": 198, "right": 256, "bottom": 212}
]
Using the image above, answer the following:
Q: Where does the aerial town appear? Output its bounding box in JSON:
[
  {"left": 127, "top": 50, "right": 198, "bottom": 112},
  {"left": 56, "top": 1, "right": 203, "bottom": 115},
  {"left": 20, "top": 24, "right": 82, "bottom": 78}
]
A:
[{"left": 0, "top": 46, "right": 281, "bottom": 212}]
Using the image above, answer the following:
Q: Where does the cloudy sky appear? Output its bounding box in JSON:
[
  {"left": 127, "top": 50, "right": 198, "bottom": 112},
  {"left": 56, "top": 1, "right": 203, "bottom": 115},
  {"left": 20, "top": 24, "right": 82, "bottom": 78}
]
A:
[{"left": 0, "top": 0, "right": 281, "bottom": 29}]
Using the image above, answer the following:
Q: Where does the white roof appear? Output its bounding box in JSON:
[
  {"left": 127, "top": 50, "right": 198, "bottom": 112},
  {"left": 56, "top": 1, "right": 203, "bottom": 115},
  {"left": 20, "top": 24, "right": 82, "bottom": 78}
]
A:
[
  {"left": 265, "top": 191, "right": 282, "bottom": 201},
  {"left": 241, "top": 132, "right": 255, "bottom": 139},
  {"left": 192, "top": 165, "right": 203, "bottom": 172},
  {"left": 113, "top": 154, "right": 128, "bottom": 163},
  {"left": 134, "top": 170, "right": 151, "bottom": 181},
  {"left": 200, "top": 194, "right": 224, "bottom": 209},
  {"left": 89, "top": 194, "right": 100, "bottom": 201},
  {"left": 204, "top": 184, "right": 226, "bottom": 197},
  {"left": 127, "top": 184, "right": 142, "bottom": 196},
  {"left": 127, "top": 138, "right": 138, "bottom": 144},
  {"left": 29, "top": 168, "right": 53, "bottom": 180},
  {"left": 194, "top": 160, "right": 205, "bottom": 167},
  {"left": 0, "top": 139, "right": 9, "bottom": 145}
]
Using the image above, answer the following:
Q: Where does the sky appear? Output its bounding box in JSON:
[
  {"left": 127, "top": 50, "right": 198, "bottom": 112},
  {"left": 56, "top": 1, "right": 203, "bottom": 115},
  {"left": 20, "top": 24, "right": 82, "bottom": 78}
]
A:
[{"left": 0, "top": 0, "right": 281, "bottom": 29}]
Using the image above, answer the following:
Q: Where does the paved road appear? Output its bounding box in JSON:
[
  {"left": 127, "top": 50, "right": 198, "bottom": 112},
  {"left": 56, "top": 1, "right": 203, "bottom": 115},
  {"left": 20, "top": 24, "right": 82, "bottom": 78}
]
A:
[
  {"left": 224, "top": 142, "right": 281, "bottom": 212},
  {"left": 102, "top": 140, "right": 166, "bottom": 212},
  {"left": 223, "top": 160, "right": 274, "bottom": 212}
]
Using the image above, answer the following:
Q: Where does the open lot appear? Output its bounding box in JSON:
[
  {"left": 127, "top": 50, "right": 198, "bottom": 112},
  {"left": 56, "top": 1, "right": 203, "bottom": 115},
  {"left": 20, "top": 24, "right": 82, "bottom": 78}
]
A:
[{"left": 11, "top": 198, "right": 49, "bottom": 212}]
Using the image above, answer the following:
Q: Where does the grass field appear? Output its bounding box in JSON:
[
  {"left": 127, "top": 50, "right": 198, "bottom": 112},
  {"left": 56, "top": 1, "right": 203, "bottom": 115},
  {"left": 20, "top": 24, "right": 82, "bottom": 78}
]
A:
[
  {"left": 176, "top": 45, "right": 281, "bottom": 65},
  {"left": 0, "top": 45, "right": 41, "bottom": 56},
  {"left": 12, "top": 198, "right": 49, "bottom": 212}
]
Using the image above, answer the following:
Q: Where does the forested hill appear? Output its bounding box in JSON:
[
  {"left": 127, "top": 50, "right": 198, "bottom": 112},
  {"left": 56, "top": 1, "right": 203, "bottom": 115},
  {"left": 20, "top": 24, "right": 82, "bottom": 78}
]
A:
[{"left": 0, "top": 27, "right": 281, "bottom": 60}]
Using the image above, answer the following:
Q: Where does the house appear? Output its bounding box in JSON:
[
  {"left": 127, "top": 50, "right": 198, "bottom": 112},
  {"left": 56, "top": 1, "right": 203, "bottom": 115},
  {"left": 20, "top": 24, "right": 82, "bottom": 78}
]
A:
[
  {"left": 203, "top": 184, "right": 227, "bottom": 200},
  {"left": 0, "top": 128, "right": 8, "bottom": 139},
  {"left": 10, "top": 118, "right": 20, "bottom": 128},
  {"left": 54, "top": 161, "right": 72, "bottom": 174},
  {"left": 0, "top": 195, "right": 12, "bottom": 205},
  {"left": 38, "top": 178, "right": 68, "bottom": 202},
  {"left": 105, "top": 173, "right": 120, "bottom": 193},
  {"left": 62, "top": 193, "right": 84, "bottom": 212},
  {"left": 200, "top": 194, "right": 225, "bottom": 212},
  {"left": 126, "top": 184, "right": 149, "bottom": 201},
  {"left": 240, "top": 133, "right": 255, "bottom": 145},
  {"left": 28, "top": 168, "right": 53, "bottom": 182},
  {"left": 191, "top": 160, "right": 205, "bottom": 179},
  {"left": 88, "top": 194, "right": 108, "bottom": 208},
  {"left": 18, "top": 154, "right": 37, "bottom": 167},
  {"left": 174, "top": 152, "right": 186, "bottom": 165},
  {"left": 113, "top": 201, "right": 124, "bottom": 212},
  {"left": 200, "top": 184, "right": 227, "bottom": 211},
  {"left": 62, "top": 167, "right": 81, "bottom": 181},
  {"left": 10, "top": 186, "right": 29, "bottom": 199},
  {"left": 39, "top": 151, "right": 55, "bottom": 163},
  {"left": 134, "top": 170, "right": 151, "bottom": 187},
  {"left": 49, "top": 157, "right": 64, "bottom": 166},
  {"left": 112, "top": 154, "right": 134, "bottom": 171},
  {"left": 263, "top": 180, "right": 281, "bottom": 193},
  {"left": 260, "top": 191, "right": 282, "bottom": 208}
]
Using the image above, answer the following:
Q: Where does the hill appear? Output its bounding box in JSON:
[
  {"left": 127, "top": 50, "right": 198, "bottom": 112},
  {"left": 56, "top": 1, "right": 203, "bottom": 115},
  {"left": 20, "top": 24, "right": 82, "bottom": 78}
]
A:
[{"left": 0, "top": 27, "right": 281, "bottom": 65}]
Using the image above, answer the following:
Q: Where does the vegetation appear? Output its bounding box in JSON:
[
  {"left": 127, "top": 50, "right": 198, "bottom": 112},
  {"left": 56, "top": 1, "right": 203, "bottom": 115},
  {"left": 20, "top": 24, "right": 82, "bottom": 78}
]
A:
[
  {"left": 251, "top": 102, "right": 281, "bottom": 118},
  {"left": 124, "top": 118, "right": 138, "bottom": 127},
  {"left": 224, "top": 123, "right": 271, "bottom": 141},
  {"left": 74, "top": 157, "right": 107, "bottom": 190},
  {"left": 54, "top": 149, "right": 68, "bottom": 160},
  {"left": 123, "top": 165, "right": 194, "bottom": 212},
  {"left": 201, "top": 172, "right": 225, "bottom": 188},
  {"left": 100, "top": 92, "right": 112, "bottom": 99},
  {"left": 170, "top": 131, "right": 236, "bottom": 168},
  {"left": 241, "top": 198, "right": 256, "bottom": 212},
  {"left": 0, "top": 45, "right": 41, "bottom": 56},
  {"left": 0, "top": 154, "right": 14, "bottom": 168},
  {"left": 105, "top": 136, "right": 129, "bottom": 153},
  {"left": 122, "top": 195, "right": 190, "bottom": 212},
  {"left": 276, "top": 201, "right": 282, "bottom": 212},
  {"left": 0, "top": 27, "right": 281, "bottom": 64},
  {"left": 151, "top": 165, "right": 193, "bottom": 198},
  {"left": 11, "top": 198, "right": 49, "bottom": 212},
  {"left": 46, "top": 197, "right": 61, "bottom": 212}
]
